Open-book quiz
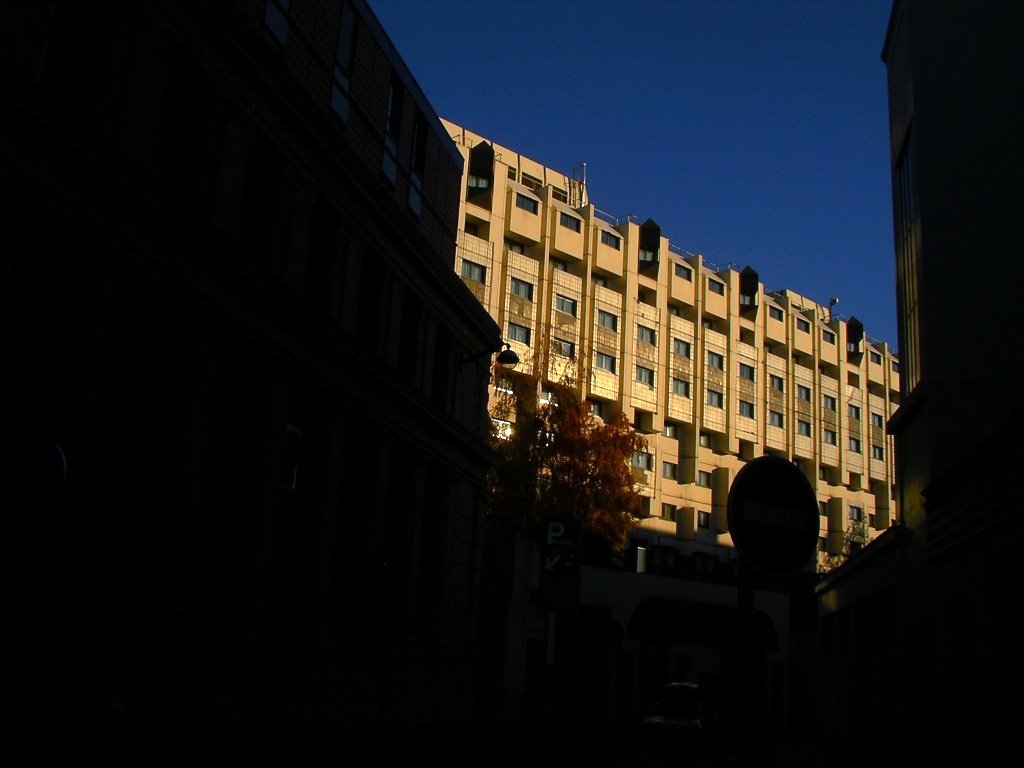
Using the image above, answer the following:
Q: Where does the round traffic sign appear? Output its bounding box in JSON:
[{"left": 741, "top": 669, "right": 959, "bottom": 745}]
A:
[{"left": 727, "top": 454, "right": 819, "bottom": 574}]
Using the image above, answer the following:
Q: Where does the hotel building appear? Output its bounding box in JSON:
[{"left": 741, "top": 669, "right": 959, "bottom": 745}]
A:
[{"left": 445, "top": 118, "right": 901, "bottom": 575}]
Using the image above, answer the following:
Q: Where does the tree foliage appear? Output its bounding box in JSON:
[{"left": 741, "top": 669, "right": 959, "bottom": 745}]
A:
[
  {"left": 817, "top": 517, "right": 868, "bottom": 574},
  {"left": 488, "top": 368, "right": 647, "bottom": 562}
]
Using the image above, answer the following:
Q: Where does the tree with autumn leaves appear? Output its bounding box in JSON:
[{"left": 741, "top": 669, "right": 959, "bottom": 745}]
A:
[{"left": 488, "top": 368, "right": 647, "bottom": 563}]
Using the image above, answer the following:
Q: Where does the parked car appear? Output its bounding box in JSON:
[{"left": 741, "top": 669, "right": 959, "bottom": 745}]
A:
[{"left": 638, "top": 681, "right": 711, "bottom": 758}]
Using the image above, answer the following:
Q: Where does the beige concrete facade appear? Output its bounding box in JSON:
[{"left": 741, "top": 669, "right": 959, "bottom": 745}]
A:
[{"left": 445, "top": 118, "right": 900, "bottom": 572}]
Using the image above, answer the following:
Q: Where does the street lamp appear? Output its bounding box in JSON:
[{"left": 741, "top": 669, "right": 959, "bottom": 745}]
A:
[
  {"left": 494, "top": 343, "right": 519, "bottom": 368},
  {"left": 463, "top": 341, "right": 519, "bottom": 368}
]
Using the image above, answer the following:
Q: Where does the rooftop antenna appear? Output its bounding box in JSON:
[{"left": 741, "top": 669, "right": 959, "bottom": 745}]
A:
[{"left": 571, "top": 161, "right": 588, "bottom": 207}]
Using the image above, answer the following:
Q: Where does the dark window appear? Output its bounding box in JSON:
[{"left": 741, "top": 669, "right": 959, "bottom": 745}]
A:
[
  {"left": 461, "top": 260, "right": 485, "bottom": 282},
  {"left": 330, "top": 2, "right": 357, "bottom": 121},
  {"left": 508, "top": 323, "right": 530, "bottom": 345},
  {"left": 515, "top": 193, "right": 538, "bottom": 214},
  {"left": 559, "top": 212, "right": 581, "bottom": 231},
  {"left": 555, "top": 294, "right": 577, "bottom": 316}
]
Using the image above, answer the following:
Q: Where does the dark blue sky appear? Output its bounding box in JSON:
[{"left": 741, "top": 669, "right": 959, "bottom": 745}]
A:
[{"left": 368, "top": 0, "right": 898, "bottom": 348}]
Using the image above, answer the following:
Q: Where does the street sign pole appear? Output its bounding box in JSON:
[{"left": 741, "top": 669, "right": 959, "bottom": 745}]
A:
[{"left": 726, "top": 454, "right": 819, "bottom": 768}]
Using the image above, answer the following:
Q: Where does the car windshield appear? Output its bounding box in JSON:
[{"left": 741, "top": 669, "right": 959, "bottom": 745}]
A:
[{"left": 650, "top": 686, "right": 701, "bottom": 718}]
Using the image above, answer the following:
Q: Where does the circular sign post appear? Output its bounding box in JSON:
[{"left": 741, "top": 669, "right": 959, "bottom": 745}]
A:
[
  {"left": 726, "top": 454, "right": 819, "bottom": 766},
  {"left": 727, "top": 454, "right": 819, "bottom": 576}
]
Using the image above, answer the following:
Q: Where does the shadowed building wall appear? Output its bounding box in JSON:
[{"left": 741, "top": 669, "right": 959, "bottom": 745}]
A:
[{"left": 0, "top": 1, "right": 502, "bottom": 764}]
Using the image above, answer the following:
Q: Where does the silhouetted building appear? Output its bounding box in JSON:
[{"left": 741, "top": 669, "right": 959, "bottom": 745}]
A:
[
  {"left": 815, "top": 2, "right": 1024, "bottom": 764},
  {"left": 0, "top": 1, "right": 502, "bottom": 764}
]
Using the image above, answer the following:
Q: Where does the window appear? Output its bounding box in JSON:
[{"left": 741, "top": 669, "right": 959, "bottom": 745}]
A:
[
  {"left": 505, "top": 239, "right": 524, "bottom": 254},
  {"left": 822, "top": 330, "right": 836, "bottom": 344},
  {"left": 739, "top": 293, "right": 755, "bottom": 306},
  {"left": 699, "top": 432, "right": 711, "bottom": 448},
  {"left": 739, "top": 363, "right": 755, "bottom": 381},
  {"left": 892, "top": 361, "right": 900, "bottom": 373},
  {"left": 639, "top": 248, "right": 656, "bottom": 264},
  {"left": 697, "top": 471, "right": 712, "bottom": 488},
  {"left": 848, "top": 404, "right": 861, "bottom": 420},
  {"left": 770, "top": 374, "right": 785, "bottom": 393},
  {"left": 510, "top": 277, "right": 533, "bottom": 301},
  {"left": 797, "top": 384, "right": 812, "bottom": 401},
  {"left": 636, "top": 366, "right": 654, "bottom": 386},
  {"left": 707, "top": 351, "right": 725, "bottom": 370},
  {"left": 520, "top": 172, "right": 542, "bottom": 190},
  {"left": 555, "top": 294, "right": 577, "bottom": 316},
  {"left": 871, "top": 412, "right": 885, "bottom": 428},
  {"left": 870, "top": 351, "right": 882, "bottom": 364},
  {"left": 598, "top": 310, "right": 618, "bottom": 331},
  {"left": 823, "top": 429, "right": 838, "bottom": 445},
  {"left": 633, "top": 451, "right": 654, "bottom": 471},
  {"left": 463, "top": 222, "right": 479, "bottom": 236},
  {"left": 847, "top": 341, "right": 860, "bottom": 353},
  {"left": 739, "top": 400, "right": 755, "bottom": 419},
  {"left": 848, "top": 437, "right": 862, "bottom": 453},
  {"left": 672, "top": 378, "right": 690, "bottom": 397},
  {"left": 872, "top": 444, "right": 885, "bottom": 460},
  {"left": 849, "top": 505, "right": 863, "bottom": 522},
  {"left": 894, "top": 138, "right": 920, "bottom": 391},
  {"left": 662, "top": 462, "right": 677, "bottom": 480},
  {"left": 592, "top": 274, "right": 608, "bottom": 288},
  {"left": 382, "top": 74, "right": 403, "bottom": 184},
  {"left": 673, "top": 338, "right": 691, "bottom": 358},
  {"left": 797, "top": 420, "right": 811, "bottom": 437},
  {"left": 515, "top": 193, "right": 538, "bottom": 214},
  {"left": 507, "top": 323, "right": 530, "bottom": 345},
  {"left": 797, "top": 318, "right": 811, "bottom": 333},
  {"left": 708, "top": 279, "right": 725, "bottom": 295},
  {"left": 330, "top": 1, "right": 356, "bottom": 121},
  {"left": 265, "top": 0, "right": 290, "bottom": 45},
  {"left": 769, "top": 306, "right": 784, "bottom": 321},
  {"left": 553, "top": 338, "right": 575, "bottom": 358},
  {"left": 698, "top": 511, "right": 711, "bottom": 528},
  {"left": 661, "top": 503, "right": 677, "bottom": 522},
  {"left": 467, "top": 174, "right": 489, "bottom": 190},
  {"left": 596, "top": 352, "right": 616, "bottom": 373},
  {"left": 408, "top": 111, "right": 427, "bottom": 215},
  {"left": 590, "top": 401, "right": 604, "bottom": 418},
  {"left": 707, "top": 389, "right": 724, "bottom": 408},
  {"left": 637, "top": 325, "right": 656, "bottom": 345},
  {"left": 769, "top": 410, "right": 784, "bottom": 428},
  {"left": 823, "top": 394, "right": 837, "bottom": 411},
  {"left": 559, "top": 212, "right": 581, "bottom": 232},
  {"left": 550, "top": 258, "right": 567, "bottom": 272},
  {"left": 461, "top": 260, "right": 486, "bottom": 283},
  {"left": 674, "top": 263, "right": 693, "bottom": 280},
  {"left": 600, "top": 230, "right": 621, "bottom": 249}
]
